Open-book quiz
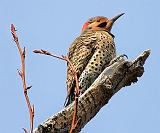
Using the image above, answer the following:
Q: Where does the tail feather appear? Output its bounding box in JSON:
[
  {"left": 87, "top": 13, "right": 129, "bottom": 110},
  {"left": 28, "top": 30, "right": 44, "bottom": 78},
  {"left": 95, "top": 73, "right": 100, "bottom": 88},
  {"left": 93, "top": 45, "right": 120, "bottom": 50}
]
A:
[{"left": 64, "top": 93, "right": 75, "bottom": 107}]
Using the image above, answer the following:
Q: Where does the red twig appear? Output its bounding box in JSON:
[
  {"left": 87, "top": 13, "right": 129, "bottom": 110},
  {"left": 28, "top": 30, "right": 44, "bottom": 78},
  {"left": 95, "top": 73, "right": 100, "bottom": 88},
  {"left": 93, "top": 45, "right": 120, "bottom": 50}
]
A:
[
  {"left": 33, "top": 49, "right": 80, "bottom": 132},
  {"left": 11, "top": 24, "right": 34, "bottom": 133}
]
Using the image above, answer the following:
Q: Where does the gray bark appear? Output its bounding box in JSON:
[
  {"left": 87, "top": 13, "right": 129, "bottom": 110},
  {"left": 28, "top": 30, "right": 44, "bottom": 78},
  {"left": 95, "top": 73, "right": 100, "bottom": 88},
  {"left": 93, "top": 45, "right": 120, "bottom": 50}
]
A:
[{"left": 34, "top": 50, "right": 150, "bottom": 133}]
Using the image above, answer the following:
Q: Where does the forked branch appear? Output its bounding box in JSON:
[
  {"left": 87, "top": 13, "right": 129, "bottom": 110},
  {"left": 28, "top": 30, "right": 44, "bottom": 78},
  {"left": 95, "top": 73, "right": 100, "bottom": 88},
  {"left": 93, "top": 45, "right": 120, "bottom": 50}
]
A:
[{"left": 33, "top": 49, "right": 80, "bottom": 133}]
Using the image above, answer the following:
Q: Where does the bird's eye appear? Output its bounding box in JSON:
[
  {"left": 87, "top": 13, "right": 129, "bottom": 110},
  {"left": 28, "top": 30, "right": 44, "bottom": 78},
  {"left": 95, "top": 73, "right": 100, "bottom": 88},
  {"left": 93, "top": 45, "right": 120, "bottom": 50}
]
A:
[
  {"left": 97, "top": 19, "right": 100, "bottom": 22},
  {"left": 97, "top": 22, "right": 107, "bottom": 27}
]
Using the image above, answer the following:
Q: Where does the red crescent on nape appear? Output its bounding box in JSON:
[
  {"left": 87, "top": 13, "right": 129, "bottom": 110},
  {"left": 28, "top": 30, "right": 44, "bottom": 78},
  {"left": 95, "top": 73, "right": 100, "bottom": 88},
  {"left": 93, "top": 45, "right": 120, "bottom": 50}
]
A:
[{"left": 82, "top": 22, "right": 89, "bottom": 31}]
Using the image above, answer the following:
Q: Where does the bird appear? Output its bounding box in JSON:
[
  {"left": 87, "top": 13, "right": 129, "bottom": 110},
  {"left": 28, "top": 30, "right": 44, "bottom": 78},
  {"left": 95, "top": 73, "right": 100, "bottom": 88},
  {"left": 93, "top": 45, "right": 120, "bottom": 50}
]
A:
[{"left": 65, "top": 13, "right": 124, "bottom": 107}]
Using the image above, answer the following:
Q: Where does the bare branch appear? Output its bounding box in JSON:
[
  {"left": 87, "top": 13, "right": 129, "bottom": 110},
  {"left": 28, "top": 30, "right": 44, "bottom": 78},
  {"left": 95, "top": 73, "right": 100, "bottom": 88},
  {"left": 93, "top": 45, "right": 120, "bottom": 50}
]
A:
[
  {"left": 33, "top": 50, "right": 150, "bottom": 133},
  {"left": 11, "top": 24, "right": 34, "bottom": 133},
  {"left": 33, "top": 49, "right": 80, "bottom": 133}
]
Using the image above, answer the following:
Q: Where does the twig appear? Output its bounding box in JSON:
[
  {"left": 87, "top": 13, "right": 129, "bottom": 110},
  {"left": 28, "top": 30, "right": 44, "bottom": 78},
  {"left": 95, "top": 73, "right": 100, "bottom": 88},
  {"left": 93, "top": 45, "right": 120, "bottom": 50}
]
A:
[
  {"left": 11, "top": 24, "right": 34, "bottom": 133},
  {"left": 33, "top": 49, "right": 79, "bottom": 132}
]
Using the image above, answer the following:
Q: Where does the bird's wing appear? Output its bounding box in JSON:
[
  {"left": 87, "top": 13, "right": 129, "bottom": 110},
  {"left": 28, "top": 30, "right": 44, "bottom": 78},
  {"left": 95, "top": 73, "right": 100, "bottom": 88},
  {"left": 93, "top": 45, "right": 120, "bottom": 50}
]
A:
[{"left": 65, "top": 31, "right": 97, "bottom": 106}]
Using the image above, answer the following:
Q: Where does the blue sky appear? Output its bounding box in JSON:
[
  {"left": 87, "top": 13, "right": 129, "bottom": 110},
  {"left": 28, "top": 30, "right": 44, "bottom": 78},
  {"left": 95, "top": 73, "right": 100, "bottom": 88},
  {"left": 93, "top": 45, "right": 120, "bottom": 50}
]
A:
[{"left": 0, "top": 0, "right": 159, "bottom": 132}]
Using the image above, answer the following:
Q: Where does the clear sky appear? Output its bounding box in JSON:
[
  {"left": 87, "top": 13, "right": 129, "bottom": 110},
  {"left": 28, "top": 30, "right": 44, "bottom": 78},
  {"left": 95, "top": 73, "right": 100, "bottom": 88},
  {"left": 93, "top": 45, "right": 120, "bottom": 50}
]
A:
[{"left": 0, "top": 0, "right": 159, "bottom": 132}]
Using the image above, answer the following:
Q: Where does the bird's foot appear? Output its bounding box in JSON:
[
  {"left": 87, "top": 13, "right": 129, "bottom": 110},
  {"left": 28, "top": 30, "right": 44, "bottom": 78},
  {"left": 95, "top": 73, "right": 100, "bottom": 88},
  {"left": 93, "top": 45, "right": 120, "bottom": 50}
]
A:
[{"left": 109, "top": 54, "right": 128, "bottom": 65}]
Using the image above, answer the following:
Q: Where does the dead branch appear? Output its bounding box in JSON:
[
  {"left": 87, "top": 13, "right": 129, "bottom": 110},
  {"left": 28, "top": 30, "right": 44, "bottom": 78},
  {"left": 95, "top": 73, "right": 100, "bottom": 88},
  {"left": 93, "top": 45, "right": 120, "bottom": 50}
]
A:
[
  {"left": 33, "top": 49, "right": 150, "bottom": 133},
  {"left": 11, "top": 24, "right": 34, "bottom": 133},
  {"left": 33, "top": 49, "right": 80, "bottom": 133}
]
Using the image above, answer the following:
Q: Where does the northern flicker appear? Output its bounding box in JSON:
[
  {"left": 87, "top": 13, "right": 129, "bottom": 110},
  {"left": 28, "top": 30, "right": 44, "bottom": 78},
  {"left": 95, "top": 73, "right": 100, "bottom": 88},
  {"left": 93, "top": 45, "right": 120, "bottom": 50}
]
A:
[{"left": 65, "top": 13, "right": 124, "bottom": 106}]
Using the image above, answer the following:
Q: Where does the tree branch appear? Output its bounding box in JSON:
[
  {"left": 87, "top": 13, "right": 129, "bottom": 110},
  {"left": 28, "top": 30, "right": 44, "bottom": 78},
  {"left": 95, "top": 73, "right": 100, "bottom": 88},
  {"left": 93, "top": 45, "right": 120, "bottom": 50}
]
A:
[
  {"left": 33, "top": 50, "right": 150, "bottom": 133},
  {"left": 11, "top": 24, "right": 34, "bottom": 133},
  {"left": 33, "top": 49, "right": 80, "bottom": 133}
]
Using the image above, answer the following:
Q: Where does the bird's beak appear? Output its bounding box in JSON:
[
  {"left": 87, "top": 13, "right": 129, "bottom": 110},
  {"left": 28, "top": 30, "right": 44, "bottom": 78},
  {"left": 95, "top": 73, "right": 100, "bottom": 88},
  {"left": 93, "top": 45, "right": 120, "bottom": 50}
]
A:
[{"left": 111, "top": 13, "right": 125, "bottom": 23}]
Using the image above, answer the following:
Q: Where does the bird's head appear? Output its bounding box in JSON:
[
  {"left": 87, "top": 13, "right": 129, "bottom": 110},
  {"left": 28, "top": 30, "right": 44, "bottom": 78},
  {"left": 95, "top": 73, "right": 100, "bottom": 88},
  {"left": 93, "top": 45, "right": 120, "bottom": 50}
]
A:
[{"left": 82, "top": 13, "right": 124, "bottom": 32}]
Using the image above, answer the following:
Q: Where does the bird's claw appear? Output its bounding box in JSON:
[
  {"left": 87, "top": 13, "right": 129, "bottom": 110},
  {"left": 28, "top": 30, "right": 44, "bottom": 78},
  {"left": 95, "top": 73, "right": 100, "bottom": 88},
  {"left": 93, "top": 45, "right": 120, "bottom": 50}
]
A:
[
  {"left": 109, "top": 54, "right": 128, "bottom": 65},
  {"left": 119, "top": 54, "right": 128, "bottom": 59}
]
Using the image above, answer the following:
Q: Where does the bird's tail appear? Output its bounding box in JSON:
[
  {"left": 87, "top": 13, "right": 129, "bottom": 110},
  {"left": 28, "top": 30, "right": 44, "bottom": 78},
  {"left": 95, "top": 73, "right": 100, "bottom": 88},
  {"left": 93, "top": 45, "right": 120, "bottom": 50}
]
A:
[
  {"left": 64, "top": 95, "right": 69, "bottom": 107},
  {"left": 64, "top": 88, "right": 76, "bottom": 107},
  {"left": 64, "top": 94, "right": 74, "bottom": 107}
]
